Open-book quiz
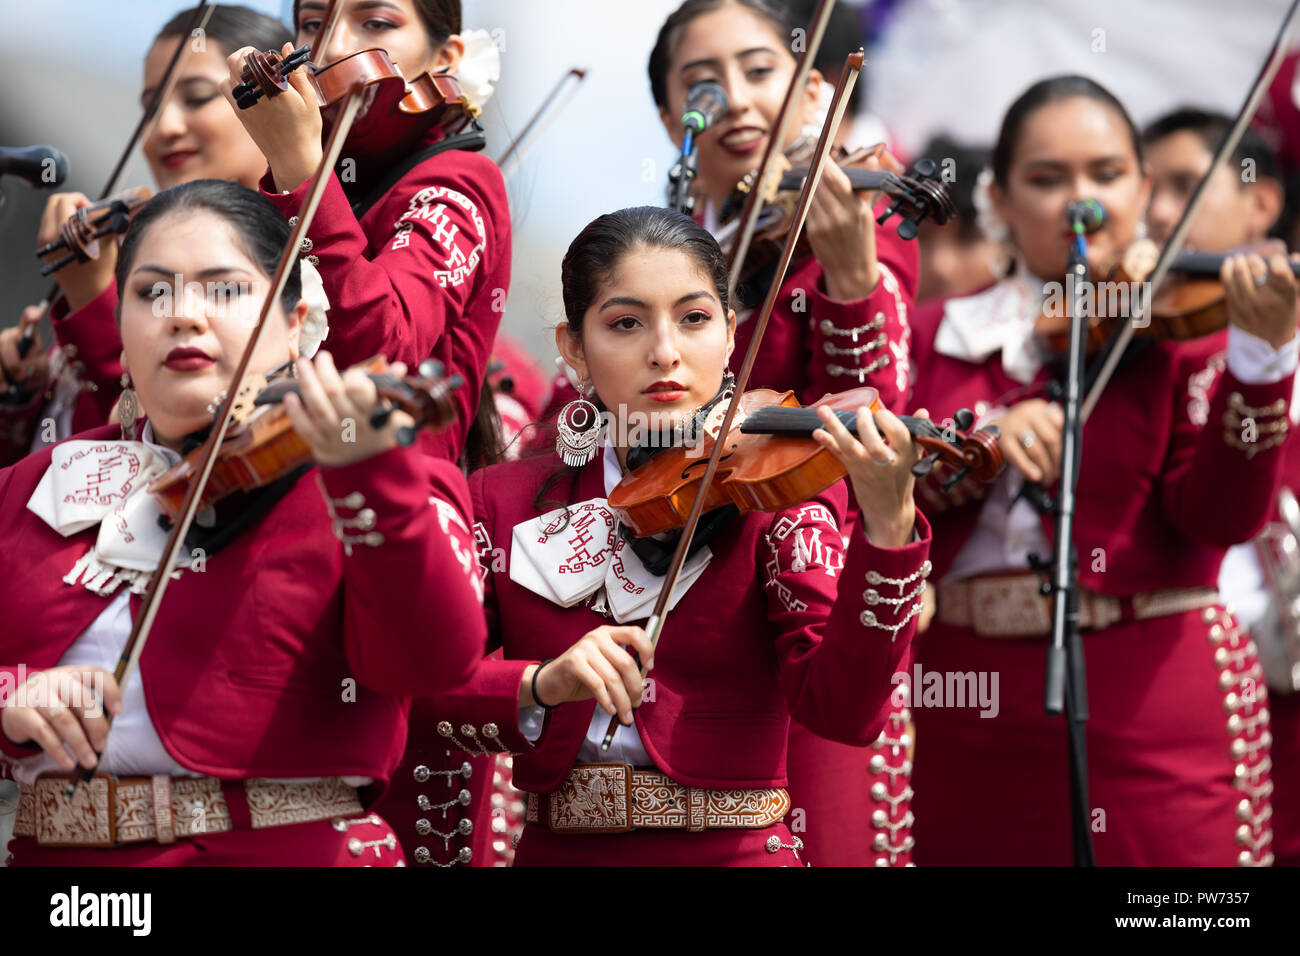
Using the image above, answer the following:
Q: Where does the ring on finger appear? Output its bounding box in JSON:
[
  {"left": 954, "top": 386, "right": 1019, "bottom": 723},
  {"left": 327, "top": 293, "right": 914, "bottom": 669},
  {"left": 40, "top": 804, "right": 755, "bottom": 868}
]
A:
[
  {"left": 1254, "top": 272, "right": 1269, "bottom": 287},
  {"left": 46, "top": 703, "right": 66, "bottom": 719},
  {"left": 1019, "top": 429, "right": 1037, "bottom": 450}
]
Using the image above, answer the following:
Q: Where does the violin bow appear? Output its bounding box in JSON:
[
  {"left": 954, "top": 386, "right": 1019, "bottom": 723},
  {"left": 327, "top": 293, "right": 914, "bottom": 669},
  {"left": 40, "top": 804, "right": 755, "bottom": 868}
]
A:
[
  {"left": 312, "top": 0, "right": 346, "bottom": 70},
  {"left": 724, "top": 0, "right": 836, "bottom": 306},
  {"left": 66, "top": 82, "right": 370, "bottom": 798},
  {"left": 496, "top": 68, "right": 589, "bottom": 180},
  {"left": 601, "top": 51, "right": 865, "bottom": 750},
  {"left": 1080, "top": 0, "right": 1300, "bottom": 422},
  {"left": 16, "top": 1, "right": 215, "bottom": 359}
]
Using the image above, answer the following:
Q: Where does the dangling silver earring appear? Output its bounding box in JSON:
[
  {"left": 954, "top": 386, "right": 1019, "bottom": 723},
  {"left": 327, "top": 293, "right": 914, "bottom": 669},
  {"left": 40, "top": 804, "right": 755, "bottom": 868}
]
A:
[
  {"left": 555, "top": 385, "right": 602, "bottom": 467},
  {"left": 119, "top": 371, "right": 139, "bottom": 441}
]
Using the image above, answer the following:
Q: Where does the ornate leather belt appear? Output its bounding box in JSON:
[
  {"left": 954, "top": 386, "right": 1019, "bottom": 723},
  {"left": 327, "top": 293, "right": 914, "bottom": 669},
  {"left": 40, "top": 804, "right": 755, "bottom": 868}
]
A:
[
  {"left": 937, "top": 572, "right": 1219, "bottom": 638},
  {"left": 13, "top": 773, "right": 363, "bottom": 847},
  {"left": 525, "top": 762, "right": 790, "bottom": 834}
]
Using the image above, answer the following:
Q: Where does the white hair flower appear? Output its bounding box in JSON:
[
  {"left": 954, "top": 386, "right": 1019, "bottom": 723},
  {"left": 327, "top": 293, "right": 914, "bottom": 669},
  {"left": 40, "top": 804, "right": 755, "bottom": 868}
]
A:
[
  {"left": 297, "top": 258, "right": 330, "bottom": 359},
  {"left": 457, "top": 29, "right": 501, "bottom": 109}
]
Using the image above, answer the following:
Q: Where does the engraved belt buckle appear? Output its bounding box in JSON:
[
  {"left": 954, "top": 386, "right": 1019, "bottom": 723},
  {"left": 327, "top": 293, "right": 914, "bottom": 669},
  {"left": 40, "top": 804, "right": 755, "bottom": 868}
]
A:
[
  {"left": 548, "top": 763, "right": 632, "bottom": 834},
  {"left": 34, "top": 774, "right": 116, "bottom": 847}
]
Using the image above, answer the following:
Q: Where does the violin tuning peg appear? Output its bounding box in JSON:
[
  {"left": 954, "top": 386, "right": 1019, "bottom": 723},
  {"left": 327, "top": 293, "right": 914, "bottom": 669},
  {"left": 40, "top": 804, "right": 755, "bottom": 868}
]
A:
[
  {"left": 370, "top": 405, "right": 394, "bottom": 430},
  {"left": 911, "top": 158, "right": 937, "bottom": 178},
  {"left": 876, "top": 201, "right": 901, "bottom": 227},
  {"left": 911, "top": 452, "right": 938, "bottom": 477},
  {"left": 941, "top": 467, "right": 970, "bottom": 492},
  {"left": 896, "top": 216, "right": 921, "bottom": 242},
  {"left": 417, "top": 359, "right": 443, "bottom": 380},
  {"left": 953, "top": 408, "right": 975, "bottom": 431},
  {"left": 395, "top": 425, "right": 417, "bottom": 447}
]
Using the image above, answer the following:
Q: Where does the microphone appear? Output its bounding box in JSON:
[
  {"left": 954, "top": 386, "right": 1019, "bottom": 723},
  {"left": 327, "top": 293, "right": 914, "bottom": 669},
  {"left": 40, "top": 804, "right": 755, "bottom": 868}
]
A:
[
  {"left": 0, "top": 145, "right": 70, "bottom": 188},
  {"left": 681, "top": 81, "right": 728, "bottom": 137},
  {"left": 1065, "top": 199, "right": 1106, "bottom": 234}
]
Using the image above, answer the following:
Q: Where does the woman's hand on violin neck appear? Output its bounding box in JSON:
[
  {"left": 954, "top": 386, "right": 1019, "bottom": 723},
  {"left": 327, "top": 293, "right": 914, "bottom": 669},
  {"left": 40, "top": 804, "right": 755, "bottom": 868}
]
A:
[
  {"left": 220, "top": 44, "right": 323, "bottom": 194},
  {"left": 1223, "top": 251, "right": 1300, "bottom": 349},
  {"left": 0, "top": 666, "right": 122, "bottom": 771},
  {"left": 0, "top": 307, "right": 50, "bottom": 396},
  {"left": 37, "top": 192, "right": 115, "bottom": 313},
  {"left": 987, "top": 399, "right": 1063, "bottom": 487},
  {"left": 806, "top": 159, "right": 880, "bottom": 302},
  {"left": 813, "top": 404, "right": 917, "bottom": 549},
  {"left": 522, "top": 626, "right": 654, "bottom": 726},
  {"left": 284, "top": 351, "right": 414, "bottom": 467}
]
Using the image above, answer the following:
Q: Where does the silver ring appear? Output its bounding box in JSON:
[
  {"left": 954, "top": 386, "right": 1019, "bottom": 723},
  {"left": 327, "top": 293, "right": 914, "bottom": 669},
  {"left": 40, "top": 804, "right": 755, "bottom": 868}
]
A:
[
  {"left": 1254, "top": 272, "right": 1269, "bottom": 287},
  {"left": 1019, "top": 429, "right": 1037, "bottom": 450}
]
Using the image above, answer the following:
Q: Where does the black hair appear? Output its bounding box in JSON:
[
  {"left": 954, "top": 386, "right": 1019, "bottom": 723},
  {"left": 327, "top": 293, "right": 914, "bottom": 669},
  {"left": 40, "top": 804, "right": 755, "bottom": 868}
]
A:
[
  {"left": 561, "top": 205, "right": 729, "bottom": 335},
  {"left": 786, "top": 0, "right": 868, "bottom": 113},
  {"left": 292, "top": 0, "right": 460, "bottom": 47},
  {"left": 114, "top": 179, "right": 302, "bottom": 319},
  {"left": 156, "top": 4, "right": 293, "bottom": 56},
  {"left": 532, "top": 206, "right": 730, "bottom": 511},
  {"left": 992, "top": 74, "right": 1143, "bottom": 188},
  {"left": 648, "top": 0, "right": 793, "bottom": 110},
  {"left": 919, "top": 134, "right": 991, "bottom": 227},
  {"left": 1143, "top": 107, "right": 1280, "bottom": 186}
]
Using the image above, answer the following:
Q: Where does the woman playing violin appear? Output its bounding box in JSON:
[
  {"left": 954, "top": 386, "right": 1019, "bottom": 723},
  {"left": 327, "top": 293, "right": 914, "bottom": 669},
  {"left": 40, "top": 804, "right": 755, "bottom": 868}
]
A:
[
  {"left": 0, "top": 180, "right": 484, "bottom": 866},
  {"left": 1144, "top": 108, "right": 1300, "bottom": 869},
  {"left": 221, "top": 0, "right": 510, "bottom": 464},
  {"left": 637, "top": 0, "right": 924, "bottom": 866},
  {"left": 909, "top": 75, "right": 1298, "bottom": 865},
  {"left": 399, "top": 205, "right": 931, "bottom": 866},
  {"left": 0, "top": 6, "right": 300, "bottom": 467}
]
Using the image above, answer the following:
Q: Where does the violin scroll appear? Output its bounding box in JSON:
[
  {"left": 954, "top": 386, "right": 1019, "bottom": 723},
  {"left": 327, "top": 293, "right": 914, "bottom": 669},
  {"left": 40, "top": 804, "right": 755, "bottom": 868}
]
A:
[{"left": 232, "top": 44, "right": 313, "bottom": 109}]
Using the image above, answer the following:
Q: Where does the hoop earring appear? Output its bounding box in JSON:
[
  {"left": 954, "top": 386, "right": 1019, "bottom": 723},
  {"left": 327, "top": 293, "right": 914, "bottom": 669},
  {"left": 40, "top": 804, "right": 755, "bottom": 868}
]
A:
[
  {"left": 555, "top": 392, "right": 603, "bottom": 467},
  {"left": 119, "top": 372, "right": 139, "bottom": 442}
]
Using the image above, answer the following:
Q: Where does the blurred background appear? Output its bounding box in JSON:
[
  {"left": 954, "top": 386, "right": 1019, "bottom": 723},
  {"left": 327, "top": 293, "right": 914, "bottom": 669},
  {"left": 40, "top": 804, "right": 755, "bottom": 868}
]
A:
[{"left": 1, "top": 0, "right": 1297, "bottom": 366}]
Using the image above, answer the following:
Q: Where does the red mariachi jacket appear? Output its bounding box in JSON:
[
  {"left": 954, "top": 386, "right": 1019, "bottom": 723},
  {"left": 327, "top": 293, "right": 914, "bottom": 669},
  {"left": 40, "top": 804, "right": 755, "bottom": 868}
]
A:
[
  {"left": 0, "top": 285, "right": 125, "bottom": 467},
  {"left": 261, "top": 126, "right": 512, "bottom": 463},
  {"left": 0, "top": 424, "right": 486, "bottom": 793},
  {"left": 417, "top": 452, "right": 933, "bottom": 794},
  {"left": 910, "top": 299, "right": 1294, "bottom": 591},
  {"left": 735, "top": 226, "right": 918, "bottom": 412}
]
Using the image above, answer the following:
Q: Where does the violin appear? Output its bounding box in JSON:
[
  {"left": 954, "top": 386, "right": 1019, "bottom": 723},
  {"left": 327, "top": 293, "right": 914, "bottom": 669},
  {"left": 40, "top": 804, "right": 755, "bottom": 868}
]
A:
[
  {"left": 608, "top": 387, "right": 1004, "bottom": 538},
  {"left": 34, "top": 187, "right": 152, "bottom": 276},
  {"left": 148, "top": 357, "right": 462, "bottom": 521},
  {"left": 715, "top": 142, "right": 955, "bottom": 302},
  {"left": 231, "top": 42, "right": 477, "bottom": 159},
  {"left": 1034, "top": 238, "right": 1300, "bottom": 356}
]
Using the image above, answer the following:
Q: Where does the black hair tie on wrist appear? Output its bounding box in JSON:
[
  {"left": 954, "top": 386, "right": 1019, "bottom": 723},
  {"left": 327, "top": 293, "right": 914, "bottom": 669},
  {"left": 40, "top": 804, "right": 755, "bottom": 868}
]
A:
[{"left": 532, "top": 658, "right": 557, "bottom": 710}]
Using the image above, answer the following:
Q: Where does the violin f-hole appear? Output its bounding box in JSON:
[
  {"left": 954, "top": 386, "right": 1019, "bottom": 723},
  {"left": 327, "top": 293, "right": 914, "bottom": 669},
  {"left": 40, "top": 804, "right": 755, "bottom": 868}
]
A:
[{"left": 680, "top": 443, "right": 737, "bottom": 481}]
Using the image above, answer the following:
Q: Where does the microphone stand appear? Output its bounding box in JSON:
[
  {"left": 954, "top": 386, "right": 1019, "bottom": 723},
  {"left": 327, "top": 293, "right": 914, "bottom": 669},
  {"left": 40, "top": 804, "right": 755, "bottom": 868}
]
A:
[
  {"left": 1033, "top": 220, "right": 1096, "bottom": 866},
  {"left": 668, "top": 127, "right": 701, "bottom": 216}
]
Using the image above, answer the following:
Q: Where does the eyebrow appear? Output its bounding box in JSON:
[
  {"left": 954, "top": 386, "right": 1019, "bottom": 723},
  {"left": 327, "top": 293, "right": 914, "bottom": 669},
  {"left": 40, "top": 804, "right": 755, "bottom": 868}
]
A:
[
  {"left": 299, "top": 0, "right": 403, "bottom": 14},
  {"left": 679, "top": 47, "right": 779, "bottom": 73},
  {"left": 1023, "top": 156, "right": 1129, "bottom": 170},
  {"left": 598, "top": 290, "right": 714, "bottom": 311},
  {"left": 140, "top": 75, "right": 218, "bottom": 106},
  {"left": 130, "top": 266, "right": 257, "bottom": 280}
]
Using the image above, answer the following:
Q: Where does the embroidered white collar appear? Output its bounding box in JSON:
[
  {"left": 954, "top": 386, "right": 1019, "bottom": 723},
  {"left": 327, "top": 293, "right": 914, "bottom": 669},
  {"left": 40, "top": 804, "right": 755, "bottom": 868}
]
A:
[
  {"left": 509, "top": 438, "right": 712, "bottom": 623},
  {"left": 933, "top": 267, "right": 1049, "bottom": 384},
  {"left": 27, "top": 423, "right": 206, "bottom": 596}
]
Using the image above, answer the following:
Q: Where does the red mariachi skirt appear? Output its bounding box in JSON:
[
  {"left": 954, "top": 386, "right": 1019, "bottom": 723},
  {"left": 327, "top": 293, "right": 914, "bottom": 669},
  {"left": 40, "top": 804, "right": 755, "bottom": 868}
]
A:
[
  {"left": 909, "top": 605, "right": 1273, "bottom": 866},
  {"left": 6, "top": 815, "right": 405, "bottom": 866},
  {"left": 784, "top": 695, "right": 915, "bottom": 866},
  {"left": 1269, "top": 692, "right": 1300, "bottom": 866},
  {"left": 512, "top": 821, "right": 806, "bottom": 866}
]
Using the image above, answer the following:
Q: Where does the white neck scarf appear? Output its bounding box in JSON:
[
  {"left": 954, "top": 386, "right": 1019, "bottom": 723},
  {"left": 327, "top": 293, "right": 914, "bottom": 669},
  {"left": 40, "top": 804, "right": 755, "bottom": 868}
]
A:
[
  {"left": 933, "top": 268, "right": 1048, "bottom": 384},
  {"left": 508, "top": 439, "right": 712, "bottom": 623},
  {"left": 27, "top": 424, "right": 202, "bottom": 597}
]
